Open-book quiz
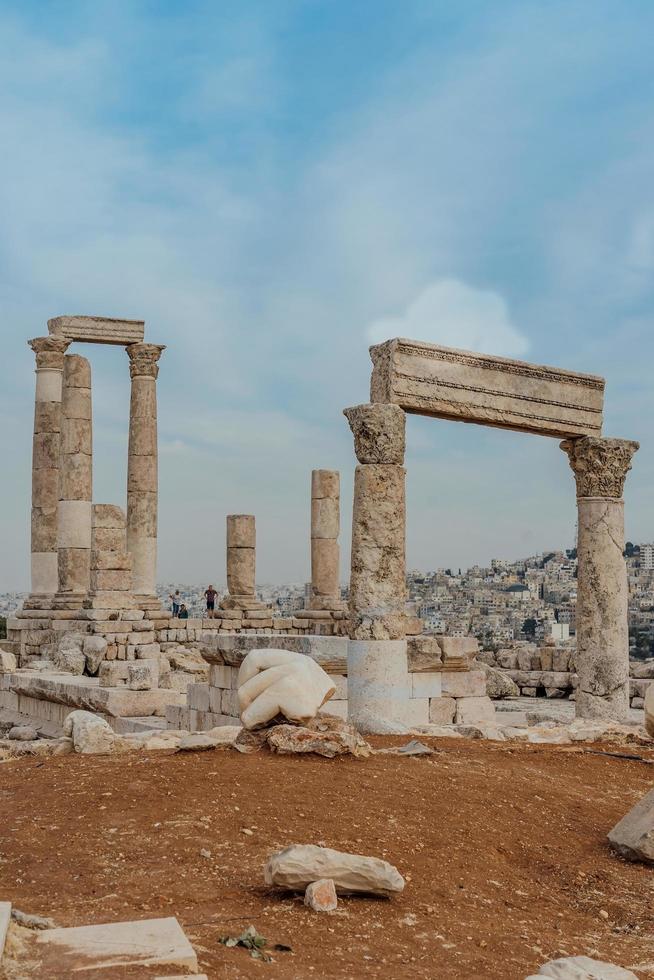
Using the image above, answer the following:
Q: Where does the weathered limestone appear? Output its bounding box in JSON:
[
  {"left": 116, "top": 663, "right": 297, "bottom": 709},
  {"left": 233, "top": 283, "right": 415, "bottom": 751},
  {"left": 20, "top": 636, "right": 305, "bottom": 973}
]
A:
[
  {"left": 607, "top": 786, "right": 654, "bottom": 865},
  {"left": 264, "top": 844, "right": 405, "bottom": 896},
  {"left": 344, "top": 403, "right": 409, "bottom": 733},
  {"left": 561, "top": 437, "right": 639, "bottom": 721},
  {"left": 237, "top": 649, "right": 336, "bottom": 729},
  {"left": 126, "top": 343, "right": 165, "bottom": 602},
  {"left": 49, "top": 314, "right": 145, "bottom": 346},
  {"left": 222, "top": 515, "right": 268, "bottom": 611},
  {"left": 55, "top": 354, "right": 92, "bottom": 605},
  {"left": 82, "top": 505, "right": 135, "bottom": 615},
  {"left": 370, "top": 338, "right": 605, "bottom": 439},
  {"left": 28, "top": 336, "right": 70, "bottom": 600},
  {"left": 309, "top": 470, "right": 343, "bottom": 611}
]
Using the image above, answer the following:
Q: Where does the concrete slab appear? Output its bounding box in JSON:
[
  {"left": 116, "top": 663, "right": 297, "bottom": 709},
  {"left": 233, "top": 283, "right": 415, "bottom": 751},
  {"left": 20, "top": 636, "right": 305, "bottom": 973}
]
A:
[
  {"left": 35, "top": 915, "right": 197, "bottom": 973},
  {"left": 0, "top": 901, "right": 11, "bottom": 961}
]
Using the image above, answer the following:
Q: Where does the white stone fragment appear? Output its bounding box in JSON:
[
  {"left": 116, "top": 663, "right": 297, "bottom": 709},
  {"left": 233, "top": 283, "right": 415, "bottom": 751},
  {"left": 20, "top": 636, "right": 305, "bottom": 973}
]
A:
[
  {"left": 0, "top": 648, "right": 17, "bottom": 672},
  {"left": 304, "top": 878, "right": 338, "bottom": 912},
  {"left": 63, "top": 710, "right": 115, "bottom": 755},
  {"left": 237, "top": 649, "right": 336, "bottom": 729},
  {"left": 527, "top": 955, "right": 638, "bottom": 978},
  {"left": 264, "top": 844, "right": 404, "bottom": 897},
  {"left": 607, "top": 786, "right": 654, "bottom": 865}
]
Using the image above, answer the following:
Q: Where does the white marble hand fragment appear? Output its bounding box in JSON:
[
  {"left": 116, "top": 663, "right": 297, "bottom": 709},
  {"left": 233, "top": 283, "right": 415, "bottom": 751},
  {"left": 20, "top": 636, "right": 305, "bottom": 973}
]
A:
[{"left": 237, "top": 649, "right": 336, "bottom": 729}]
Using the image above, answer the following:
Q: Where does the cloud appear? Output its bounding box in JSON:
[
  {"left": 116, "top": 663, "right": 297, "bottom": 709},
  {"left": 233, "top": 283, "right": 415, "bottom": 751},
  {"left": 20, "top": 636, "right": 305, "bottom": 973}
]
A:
[{"left": 366, "top": 279, "right": 529, "bottom": 357}]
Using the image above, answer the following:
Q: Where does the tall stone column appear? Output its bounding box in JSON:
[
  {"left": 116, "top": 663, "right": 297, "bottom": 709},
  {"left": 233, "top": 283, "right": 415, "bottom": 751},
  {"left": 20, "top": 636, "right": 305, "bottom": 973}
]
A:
[
  {"left": 561, "top": 436, "right": 639, "bottom": 721},
  {"left": 55, "top": 354, "right": 93, "bottom": 604},
  {"left": 27, "top": 336, "right": 70, "bottom": 603},
  {"left": 344, "top": 403, "right": 409, "bottom": 733},
  {"left": 309, "top": 469, "right": 343, "bottom": 611},
  {"left": 126, "top": 343, "right": 165, "bottom": 603},
  {"left": 221, "top": 515, "right": 264, "bottom": 610}
]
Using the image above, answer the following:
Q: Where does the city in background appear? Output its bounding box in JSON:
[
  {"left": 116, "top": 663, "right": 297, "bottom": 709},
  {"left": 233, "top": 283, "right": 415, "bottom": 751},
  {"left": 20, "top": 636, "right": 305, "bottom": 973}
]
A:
[{"left": 3, "top": 542, "right": 653, "bottom": 658}]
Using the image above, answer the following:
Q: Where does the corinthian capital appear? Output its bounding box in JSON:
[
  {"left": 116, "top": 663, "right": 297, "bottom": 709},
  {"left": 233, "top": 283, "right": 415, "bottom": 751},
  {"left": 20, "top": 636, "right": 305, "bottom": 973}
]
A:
[
  {"left": 28, "top": 336, "right": 71, "bottom": 370},
  {"left": 344, "top": 403, "right": 406, "bottom": 464},
  {"left": 561, "top": 436, "right": 639, "bottom": 499},
  {"left": 126, "top": 343, "right": 166, "bottom": 380}
]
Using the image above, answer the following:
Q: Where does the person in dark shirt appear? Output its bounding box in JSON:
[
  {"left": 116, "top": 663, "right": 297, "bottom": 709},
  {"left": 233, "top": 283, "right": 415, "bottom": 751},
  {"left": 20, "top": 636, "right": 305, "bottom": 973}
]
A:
[
  {"left": 178, "top": 604, "right": 189, "bottom": 620},
  {"left": 204, "top": 584, "right": 218, "bottom": 619}
]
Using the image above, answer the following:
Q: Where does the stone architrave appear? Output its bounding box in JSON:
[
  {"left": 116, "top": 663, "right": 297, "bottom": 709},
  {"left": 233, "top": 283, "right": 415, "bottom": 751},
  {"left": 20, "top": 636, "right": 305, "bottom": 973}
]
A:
[
  {"left": 55, "top": 354, "right": 93, "bottom": 605},
  {"left": 344, "top": 403, "right": 410, "bottom": 733},
  {"left": 309, "top": 470, "right": 344, "bottom": 611},
  {"left": 369, "top": 338, "right": 605, "bottom": 439},
  {"left": 27, "top": 336, "right": 70, "bottom": 600},
  {"left": 126, "top": 343, "right": 165, "bottom": 602},
  {"left": 49, "top": 315, "right": 144, "bottom": 346},
  {"left": 561, "top": 436, "right": 639, "bottom": 721}
]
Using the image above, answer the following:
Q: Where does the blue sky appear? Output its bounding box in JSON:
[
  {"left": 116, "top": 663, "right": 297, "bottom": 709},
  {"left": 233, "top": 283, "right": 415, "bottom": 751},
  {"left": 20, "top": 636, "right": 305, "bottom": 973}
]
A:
[{"left": 1, "top": 0, "right": 653, "bottom": 590}]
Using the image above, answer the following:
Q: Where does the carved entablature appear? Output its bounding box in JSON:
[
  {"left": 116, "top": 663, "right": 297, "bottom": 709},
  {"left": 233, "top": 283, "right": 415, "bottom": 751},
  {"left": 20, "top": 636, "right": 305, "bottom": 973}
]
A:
[
  {"left": 560, "top": 437, "right": 639, "bottom": 499},
  {"left": 344, "top": 403, "right": 406, "bottom": 464},
  {"left": 28, "top": 336, "right": 71, "bottom": 370},
  {"left": 126, "top": 343, "right": 166, "bottom": 380}
]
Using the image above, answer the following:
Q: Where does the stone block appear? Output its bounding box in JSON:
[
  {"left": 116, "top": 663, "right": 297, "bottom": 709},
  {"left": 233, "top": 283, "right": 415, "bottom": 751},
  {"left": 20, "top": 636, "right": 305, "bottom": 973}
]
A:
[
  {"left": 404, "top": 698, "right": 430, "bottom": 726},
  {"left": 429, "top": 696, "right": 456, "bottom": 725},
  {"left": 209, "top": 664, "right": 238, "bottom": 688},
  {"left": 127, "top": 454, "right": 157, "bottom": 493},
  {"left": 90, "top": 568, "right": 132, "bottom": 592},
  {"left": 59, "top": 452, "right": 92, "bottom": 500},
  {"left": 441, "top": 670, "right": 486, "bottom": 698},
  {"left": 98, "top": 661, "right": 129, "bottom": 687},
  {"left": 50, "top": 315, "right": 145, "bottom": 345},
  {"left": 33, "top": 431, "right": 61, "bottom": 469},
  {"left": 369, "top": 337, "right": 604, "bottom": 438},
  {"left": 221, "top": 689, "right": 240, "bottom": 717},
  {"left": 226, "top": 547, "right": 255, "bottom": 596},
  {"left": 455, "top": 696, "right": 496, "bottom": 725},
  {"left": 92, "top": 527, "right": 126, "bottom": 551},
  {"left": 226, "top": 514, "right": 255, "bottom": 548},
  {"left": 311, "top": 497, "right": 339, "bottom": 538},
  {"left": 127, "top": 659, "right": 158, "bottom": 691},
  {"left": 91, "top": 550, "right": 131, "bottom": 571},
  {"left": 188, "top": 683, "right": 210, "bottom": 712},
  {"left": 61, "top": 417, "right": 92, "bottom": 456},
  {"left": 608, "top": 787, "right": 654, "bottom": 865},
  {"left": 135, "top": 642, "right": 160, "bottom": 658},
  {"left": 411, "top": 671, "right": 442, "bottom": 698}
]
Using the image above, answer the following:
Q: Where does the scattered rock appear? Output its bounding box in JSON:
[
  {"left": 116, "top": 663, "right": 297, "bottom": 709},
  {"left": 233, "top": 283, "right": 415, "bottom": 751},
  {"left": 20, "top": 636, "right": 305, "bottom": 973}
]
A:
[
  {"left": 199, "top": 848, "right": 212, "bottom": 860},
  {"left": 11, "top": 909, "right": 55, "bottom": 930},
  {"left": 127, "top": 660, "right": 157, "bottom": 691},
  {"left": 167, "top": 647, "right": 209, "bottom": 678},
  {"left": 474, "top": 660, "right": 520, "bottom": 699},
  {"left": 177, "top": 733, "right": 219, "bottom": 752},
  {"left": 375, "top": 740, "right": 435, "bottom": 756},
  {"left": 237, "top": 649, "right": 336, "bottom": 729},
  {"left": 304, "top": 879, "right": 338, "bottom": 912},
  {"left": 526, "top": 955, "right": 638, "bottom": 978},
  {"left": 53, "top": 634, "right": 86, "bottom": 675},
  {"left": 607, "top": 786, "right": 654, "bottom": 865},
  {"left": 267, "top": 723, "right": 371, "bottom": 759},
  {"left": 83, "top": 636, "right": 107, "bottom": 675},
  {"left": 264, "top": 844, "right": 405, "bottom": 897},
  {"left": 8, "top": 726, "right": 38, "bottom": 741},
  {"left": 0, "top": 648, "right": 17, "bottom": 672},
  {"left": 63, "top": 710, "right": 115, "bottom": 755}
]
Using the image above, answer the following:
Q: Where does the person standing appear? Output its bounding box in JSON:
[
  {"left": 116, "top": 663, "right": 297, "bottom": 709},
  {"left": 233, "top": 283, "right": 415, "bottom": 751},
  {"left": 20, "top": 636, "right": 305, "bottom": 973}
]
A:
[
  {"left": 204, "top": 584, "right": 218, "bottom": 619},
  {"left": 169, "top": 590, "right": 181, "bottom": 617}
]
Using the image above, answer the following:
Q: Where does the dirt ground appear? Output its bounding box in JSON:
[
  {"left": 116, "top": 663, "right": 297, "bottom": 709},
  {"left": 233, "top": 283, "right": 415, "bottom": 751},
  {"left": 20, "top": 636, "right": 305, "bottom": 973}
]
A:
[{"left": 1, "top": 737, "right": 654, "bottom": 980}]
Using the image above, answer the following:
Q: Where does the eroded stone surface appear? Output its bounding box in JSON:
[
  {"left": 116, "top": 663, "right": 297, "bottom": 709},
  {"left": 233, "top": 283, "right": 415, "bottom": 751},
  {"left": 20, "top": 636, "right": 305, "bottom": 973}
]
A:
[
  {"left": 344, "top": 403, "right": 405, "bottom": 464},
  {"left": 607, "top": 786, "right": 654, "bottom": 865},
  {"left": 63, "top": 710, "right": 115, "bottom": 754},
  {"left": 264, "top": 844, "right": 405, "bottom": 896}
]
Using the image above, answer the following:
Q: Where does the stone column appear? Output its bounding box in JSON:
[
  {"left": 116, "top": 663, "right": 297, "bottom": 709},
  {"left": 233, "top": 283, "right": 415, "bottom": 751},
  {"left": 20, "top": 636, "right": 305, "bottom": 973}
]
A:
[
  {"left": 27, "top": 336, "right": 70, "bottom": 603},
  {"left": 309, "top": 470, "right": 343, "bottom": 611},
  {"left": 344, "top": 403, "right": 410, "bottom": 733},
  {"left": 221, "top": 515, "right": 263, "bottom": 610},
  {"left": 55, "top": 354, "right": 93, "bottom": 604},
  {"left": 561, "top": 436, "right": 639, "bottom": 721},
  {"left": 126, "top": 343, "right": 165, "bottom": 602}
]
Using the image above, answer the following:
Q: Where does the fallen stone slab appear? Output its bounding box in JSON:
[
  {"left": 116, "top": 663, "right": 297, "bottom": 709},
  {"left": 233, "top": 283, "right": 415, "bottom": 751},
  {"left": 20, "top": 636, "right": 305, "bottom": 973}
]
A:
[
  {"left": 64, "top": 710, "right": 115, "bottom": 755},
  {"left": 264, "top": 844, "right": 405, "bottom": 897},
  {"left": 3, "top": 671, "right": 184, "bottom": 718},
  {"left": 34, "top": 916, "right": 198, "bottom": 974},
  {"left": 607, "top": 786, "right": 654, "bottom": 865},
  {"left": 304, "top": 878, "right": 338, "bottom": 912},
  {"left": 0, "top": 902, "right": 10, "bottom": 961},
  {"left": 8, "top": 725, "right": 38, "bottom": 741},
  {"left": 525, "top": 955, "right": 638, "bottom": 978},
  {"left": 178, "top": 732, "right": 221, "bottom": 752},
  {"left": 0, "top": 738, "right": 73, "bottom": 761},
  {"left": 375, "top": 740, "right": 435, "bottom": 756}
]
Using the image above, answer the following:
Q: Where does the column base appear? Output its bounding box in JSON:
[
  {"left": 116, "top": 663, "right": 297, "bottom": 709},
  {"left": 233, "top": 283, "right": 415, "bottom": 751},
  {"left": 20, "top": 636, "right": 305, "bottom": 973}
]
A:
[
  {"left": 347, "top": 639, "right": 411, "bottom": 734},
  {"left": 220, "top": 595, "right": 267, "bottom": 612},
  {"left": 575, "top": 686, "right": 630, "bottom": 723},
  {"left": 22, "top": 594, "right": 57, "bottom": 611}
]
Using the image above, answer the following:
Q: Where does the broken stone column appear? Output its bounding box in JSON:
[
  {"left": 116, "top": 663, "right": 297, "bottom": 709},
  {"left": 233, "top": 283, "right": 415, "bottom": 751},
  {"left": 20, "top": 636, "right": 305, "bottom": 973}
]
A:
[
  {"left": 83, "top": 505, "right": 134, "bottom": 614},
  {"left": 309, "top": 469, "right": 343, "bottom": 611},
  {"left": 344, "top": 403, "right": 410, "bottom": 733},
  {"left": 221, "top": 515, "right": 265, "bottom": 610},
  {"left": 55, "top": 354, "right": 93, "bottom": 606},
  {"left": 27, "top": 336, "right": 70, "bottom": 602},
  {"left": 126, "top": 343, "right": 165, "bottom": 604},
  {"left": 561, "top": 436, "right": 639, "bottom": 721}
]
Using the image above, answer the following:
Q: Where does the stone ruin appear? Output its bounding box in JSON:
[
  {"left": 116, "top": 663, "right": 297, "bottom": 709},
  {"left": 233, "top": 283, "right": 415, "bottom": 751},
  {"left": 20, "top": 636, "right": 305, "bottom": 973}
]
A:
[{"left": 0, "top": 320, "right": 643, "bottom": 737}]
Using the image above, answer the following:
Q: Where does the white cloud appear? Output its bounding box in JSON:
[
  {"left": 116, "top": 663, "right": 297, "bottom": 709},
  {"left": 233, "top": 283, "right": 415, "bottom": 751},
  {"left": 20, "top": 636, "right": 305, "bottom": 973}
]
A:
[{"left": 366, "top": 278, "right": 529, "bottom": 357}]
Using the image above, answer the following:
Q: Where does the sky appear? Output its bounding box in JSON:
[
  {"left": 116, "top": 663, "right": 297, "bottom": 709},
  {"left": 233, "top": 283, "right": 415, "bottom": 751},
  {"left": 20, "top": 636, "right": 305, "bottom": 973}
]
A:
[{"left": 1, "top": 0, "right": 653, "bottom": 591}]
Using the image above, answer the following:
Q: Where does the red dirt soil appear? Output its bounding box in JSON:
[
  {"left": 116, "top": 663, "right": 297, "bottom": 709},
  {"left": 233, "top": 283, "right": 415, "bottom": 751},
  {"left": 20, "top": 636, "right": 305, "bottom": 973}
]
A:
[{"left": 1, "top": 737, "right": 653, "bottom": 979}]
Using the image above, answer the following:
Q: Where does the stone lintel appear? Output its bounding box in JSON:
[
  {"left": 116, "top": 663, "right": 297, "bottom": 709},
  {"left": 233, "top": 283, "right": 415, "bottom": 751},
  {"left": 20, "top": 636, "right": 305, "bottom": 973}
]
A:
[
  {"left": 48, "top": 315, "right": 145, "bottom": 346},
  {"left": 370, "top": 338, "right": 605, "bottom": 439}
]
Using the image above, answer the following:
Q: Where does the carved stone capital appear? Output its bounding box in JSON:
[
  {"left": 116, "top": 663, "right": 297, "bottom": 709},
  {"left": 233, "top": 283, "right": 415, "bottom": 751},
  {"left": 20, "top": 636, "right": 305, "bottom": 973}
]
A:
[
  {"left": 126, "top": 343, "right": 166, "bottom": 380},
  {"left": 561, "top": 436, "right": 639, "bottom": 499},
  {"left": 344, "top": 403, "right": 406, "bottom": 464},
  {"left": 29, "top": 336, "right": 71, "bottom": 371}
]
